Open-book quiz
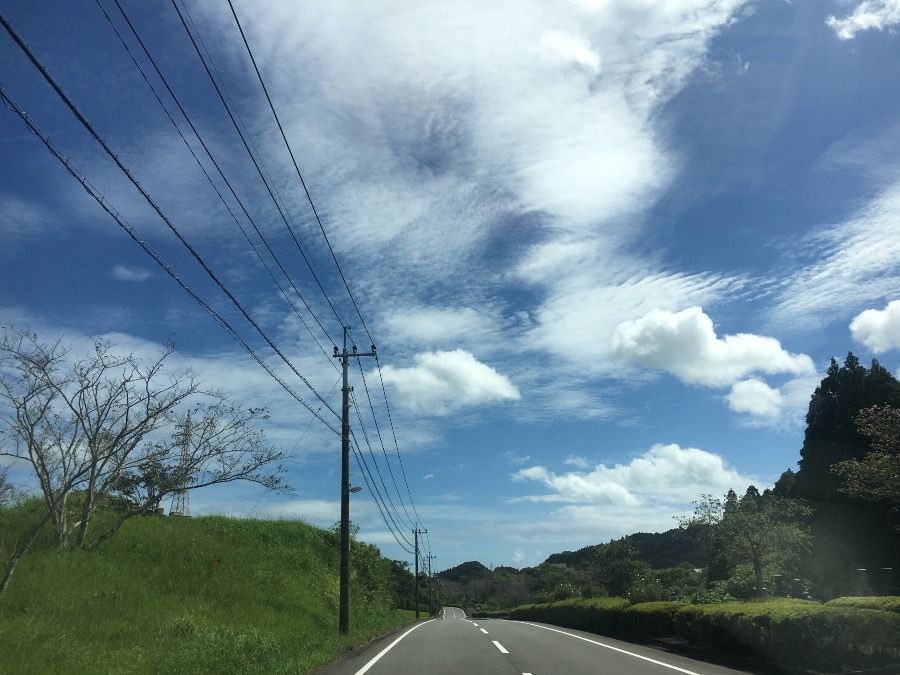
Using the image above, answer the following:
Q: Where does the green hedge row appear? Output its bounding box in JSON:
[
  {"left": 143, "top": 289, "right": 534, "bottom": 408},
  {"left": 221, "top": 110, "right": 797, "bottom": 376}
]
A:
[
  {"left": 826, "top": 595, "right": 900, "bottom": 614},
  {"left": 475, "top": 597, "right": 900, "bottom": 672}
]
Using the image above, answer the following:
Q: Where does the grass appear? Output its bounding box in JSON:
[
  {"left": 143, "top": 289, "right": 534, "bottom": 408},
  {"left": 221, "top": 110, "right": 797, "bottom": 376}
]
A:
[{"left": 0, "top": 506, "right": 416, "bottom": 674}]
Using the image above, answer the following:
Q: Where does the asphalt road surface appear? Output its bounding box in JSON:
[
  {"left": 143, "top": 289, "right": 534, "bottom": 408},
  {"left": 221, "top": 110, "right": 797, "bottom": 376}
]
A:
[{"left": 319, "top": 607, "right": 753, "bottom": 675}]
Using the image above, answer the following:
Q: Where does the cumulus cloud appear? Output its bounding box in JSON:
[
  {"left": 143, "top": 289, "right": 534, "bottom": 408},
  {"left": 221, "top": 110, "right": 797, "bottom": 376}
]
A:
[
  {"left": 380, "top": 349, "right": 520, "bottom": 415},
  {"left": 110, "top": 265, "right": 152, "bottom": 282},
  {"left": 611, "top": 307, "right": 815, "bottom": 387},
  {"left": 827, "top": 1, "right": 900, "bottom": 40},
  {"left": 727, "top": 378, "right": 783, "bottom": 418},
  {"left": 513, "top": 443, "right": 754, "bottom": 506},
  {"left": 851, "top": 300, "right": 900, "bottom": 353}
]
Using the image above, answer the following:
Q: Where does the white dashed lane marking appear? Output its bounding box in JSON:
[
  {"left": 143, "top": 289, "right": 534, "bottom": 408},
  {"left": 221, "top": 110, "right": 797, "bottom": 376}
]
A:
[{"left": 492, "top": 640, "right": 509, "bottom": 654}]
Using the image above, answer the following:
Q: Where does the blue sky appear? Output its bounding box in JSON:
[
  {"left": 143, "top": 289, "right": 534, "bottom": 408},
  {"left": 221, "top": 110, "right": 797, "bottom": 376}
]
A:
[{"left": 2, "top": 1, "right": 900, "bottom": 572}]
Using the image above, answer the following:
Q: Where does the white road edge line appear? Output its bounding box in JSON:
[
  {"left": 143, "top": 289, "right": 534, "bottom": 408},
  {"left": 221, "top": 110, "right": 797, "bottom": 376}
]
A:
[
  {"left": 493, "top": 640, "right": 509, "bottom": 654},
  {"left": 354, "top": 620, "right": 433, "bottom": 675},
  {"left": 521, "top": 622, "right": 702, "bottom": 675}
]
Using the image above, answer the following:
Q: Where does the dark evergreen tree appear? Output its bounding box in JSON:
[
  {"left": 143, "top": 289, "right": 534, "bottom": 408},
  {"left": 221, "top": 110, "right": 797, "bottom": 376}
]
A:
[
  {"left": 795, "top": 354, "right": 900, "bottom": 501},
  {"left": 792, "top": 353, "right": 900, "bottom": 595}
]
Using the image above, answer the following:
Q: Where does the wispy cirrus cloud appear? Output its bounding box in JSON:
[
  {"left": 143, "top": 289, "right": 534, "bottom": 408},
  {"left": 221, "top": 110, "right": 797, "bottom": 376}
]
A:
[
  {"left": 110, "top": 265, "right": 152, "bottom": 282},
  {"left": 772, "top": 180, "right": 900, "bottom": 329}
]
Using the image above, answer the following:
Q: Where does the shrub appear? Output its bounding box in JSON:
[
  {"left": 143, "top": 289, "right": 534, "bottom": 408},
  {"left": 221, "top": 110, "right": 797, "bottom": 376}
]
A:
[
  {"left": 826, "top": 596, "right": 900, "bottom": 614},
  {"left": 619, "top": 601, "right": 681, "bottom": 639},
  {"left": 672, "top": 598, "right": 900, "bottom": 671}
]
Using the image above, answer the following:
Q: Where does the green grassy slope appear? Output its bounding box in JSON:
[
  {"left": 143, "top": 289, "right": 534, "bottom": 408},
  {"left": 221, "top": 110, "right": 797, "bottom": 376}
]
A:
[{"left": 0, "top": 508, "right": 414, "bottom": 674}]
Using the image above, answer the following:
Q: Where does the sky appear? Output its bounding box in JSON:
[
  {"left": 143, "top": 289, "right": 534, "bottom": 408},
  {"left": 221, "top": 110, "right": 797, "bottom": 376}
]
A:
[{"left": 2, "top": 0, "right": 900, "bottom": 572}]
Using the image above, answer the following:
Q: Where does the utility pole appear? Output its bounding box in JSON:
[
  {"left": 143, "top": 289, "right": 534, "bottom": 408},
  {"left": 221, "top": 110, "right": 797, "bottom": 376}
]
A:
[
  {"left": 333, "top": 327, "right": 376, "bottom": 635},
  {"left": 428, "top": 554, "right": 437, "bottom": 616},
  {"left": 414, "top": 527, "right": 426, "bottom": 620}
]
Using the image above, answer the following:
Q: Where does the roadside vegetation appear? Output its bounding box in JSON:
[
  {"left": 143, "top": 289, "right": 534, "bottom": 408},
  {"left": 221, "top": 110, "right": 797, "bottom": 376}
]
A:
[
  {"left": 458, "top": 354, "right": 900, "bottom": 672},
  {"left": 3, "top": 328, "right": 898, "bottom": 672},
  {"left": 475, "top": 596, "right": 900, "bottom": 672},
  {"left": 0, "top": 506, "right": 416, "bottom": 674}
]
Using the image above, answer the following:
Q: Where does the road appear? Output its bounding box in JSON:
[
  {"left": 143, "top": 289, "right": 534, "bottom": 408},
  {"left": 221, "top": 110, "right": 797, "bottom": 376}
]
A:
[{"left": 319, "top": 607, "right": 754, "bottom": 675}]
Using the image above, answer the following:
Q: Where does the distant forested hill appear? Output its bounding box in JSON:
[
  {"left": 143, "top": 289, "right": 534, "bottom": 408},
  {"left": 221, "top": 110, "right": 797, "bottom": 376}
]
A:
[{"left": 545, "top": 526, "right": 710, "bottom": 569}]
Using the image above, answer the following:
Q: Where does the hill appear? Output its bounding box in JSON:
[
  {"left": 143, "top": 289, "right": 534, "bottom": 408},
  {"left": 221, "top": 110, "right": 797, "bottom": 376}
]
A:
[
  {"left": 0, "top": 503, "right": 414, "bottom": 674},
  {"left": 438, "top": 560, "right": 492, "bottom": 582},
  {"left": 545, "top": 526, "right": 710, "bottom": 570}
]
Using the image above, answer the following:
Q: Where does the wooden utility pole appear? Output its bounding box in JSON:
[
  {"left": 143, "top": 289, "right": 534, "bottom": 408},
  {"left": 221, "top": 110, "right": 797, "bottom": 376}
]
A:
[
  {"left": 428, "top": 554, "right": 437, "bottom": 616},
  {"left": 334, "top": 327, "right": 375, "bottom": 635},
  {"left": 414, "top": 527, "right": 426, "bottom": 619}
]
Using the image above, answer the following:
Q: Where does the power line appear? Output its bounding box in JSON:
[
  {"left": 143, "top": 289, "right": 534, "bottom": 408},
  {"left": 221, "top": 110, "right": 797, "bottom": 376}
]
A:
[
  {"left": 221, "top": 1, "right": 426, "bottom": 534},
  {"left": 0, "top": 83, "right": 339, "bottom": 435},
  {"left": 373, "top": 356, "right": 423, "bottom": 525},
  {"left": 0, "top": 9, "right": 338, "bottom": 420},
  {"left": 226, "top": 0, "right": 375, "bottom": 345},
  {"left": 170, "top": 0, "right": 347, "bottom": 333},
  {"left": 350, "top": 390, "right": 414, "bottom": 545},
  {"left": 98, "top": 0, "right": 341, "bottom": 367},
  {"left": 355, "top": 358, "right": 417, "bottom": 528}
]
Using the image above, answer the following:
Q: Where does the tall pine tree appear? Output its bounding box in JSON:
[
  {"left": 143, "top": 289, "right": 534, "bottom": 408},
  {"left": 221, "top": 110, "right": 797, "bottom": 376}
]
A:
[{"left": 792, "top": 353, "right": 900, "bottom": 595}]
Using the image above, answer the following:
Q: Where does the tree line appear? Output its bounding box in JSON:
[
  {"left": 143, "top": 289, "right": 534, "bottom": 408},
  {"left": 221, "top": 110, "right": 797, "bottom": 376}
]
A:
[{"left": 440, "top": 352, "right": 900, "bottom": 607}]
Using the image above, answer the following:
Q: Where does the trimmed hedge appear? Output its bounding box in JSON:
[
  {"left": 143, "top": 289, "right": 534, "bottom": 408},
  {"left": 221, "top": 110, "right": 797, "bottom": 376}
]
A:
[
  {"left": 476, "top": 597, "right": 900, "bottom": 672},
  {"left": 827, "top": 596, "right": 900, "bottom": 614},
  {"left": 673, "top": 599, "right": 900, "bottom": 671}
]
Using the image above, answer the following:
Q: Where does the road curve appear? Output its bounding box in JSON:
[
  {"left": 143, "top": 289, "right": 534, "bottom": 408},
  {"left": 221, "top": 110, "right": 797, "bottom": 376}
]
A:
[{"left": 318, "top": 607, "right": 753, "bottom": 675}]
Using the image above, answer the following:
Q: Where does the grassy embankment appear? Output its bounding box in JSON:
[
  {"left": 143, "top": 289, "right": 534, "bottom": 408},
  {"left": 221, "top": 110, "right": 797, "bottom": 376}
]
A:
[{"left": 0, "top": 504, "right": 415, "bottom": 674}]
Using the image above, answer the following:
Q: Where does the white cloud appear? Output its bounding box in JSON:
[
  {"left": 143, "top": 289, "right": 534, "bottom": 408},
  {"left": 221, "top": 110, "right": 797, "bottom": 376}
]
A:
[
  {"left": 513, "top": 443, "right": 755, "bottom": 506},
  {"left": 774, "top": 179, "right": 900, "bottom": 329},
  {"left": 827, "top": 1, "right": 900, "bottom": 40},
  {"left": 850, "top": 300, "right": 900, "bottom": 352},
  {"left": 611, "top": 307, "right": 815, "bottom": 387},
  {"left": 727, "top": 378, "right": 783, "bottom": 418},
  {"left": 110, "top": 265, "right": 152, "bottom": 282},
  {"left": 195, "top": 0, "right": 755, "bottom": 319},
  {"left": 381, "top": 305, "right": 497, "bottom": 347},
  {"left": 540, "top": 30, "right": 601, "bottom": 74},
  {"left": 379, "top": 349, "right": 520, "bottom": 415}
]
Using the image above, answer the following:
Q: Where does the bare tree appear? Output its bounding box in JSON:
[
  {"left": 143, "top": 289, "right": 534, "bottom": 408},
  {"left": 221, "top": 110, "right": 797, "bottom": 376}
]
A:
[
  {"left": 93, "top": 394, "right": 288, "bottom": 550},
  {"left": 0, "top": 329, "right": 197, "bottom": 548},
  {"left": 0, "top": 328, "right": 288, "bottom": 597}
]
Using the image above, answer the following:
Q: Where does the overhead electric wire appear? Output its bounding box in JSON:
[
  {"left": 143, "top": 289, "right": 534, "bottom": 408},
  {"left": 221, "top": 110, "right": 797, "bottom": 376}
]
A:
[
  {"left": 351, "top": 442, "right": 414, "bottom": 555},
  {"left": 170, "top": 0, "right": 348, "bottom": 333},
  {"left": 0, "top": 10, "right": 338, "bottom": 419},
  {"left": 350, "top": 434, "right": 414, "bottom": 554},
  {"left": 223, "top": 0, "right": 426, "bottom": 534},
  {"left": 354, "top": 359, "right": 417, "bottom": 528},
  {"left": 349, "top": 390, "right": 414, "bottom": 538},
  {"left": 222, "top": 1, "right": 428, "bottom": 536},
  {"left": 96, "top": 0, "right": 340, "bottom": 371},
  {"left": 225, "top": 0, "right": 374, "bottom": 344},
  {"left": 0, "top": 83, "right": 339, "bottom": 436},
  {"left": 372, "top": 359, "right": 424, "bottom": 525},
  {"left": 5, "top": 4, "right": 429, "bottom": 548}
]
